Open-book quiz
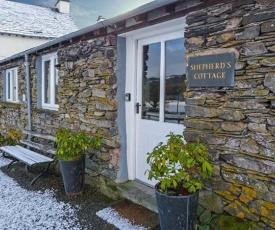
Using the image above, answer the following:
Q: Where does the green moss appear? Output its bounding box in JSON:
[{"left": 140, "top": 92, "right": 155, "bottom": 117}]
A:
[
  {"left": 210, "top": 215, "right": 263, "bottom": 230},
  {"left": 218, "top": 216, "right": 252, "bottom": 229},
  {"left": 106, "top": 181, "right": 119, "bottom": 191},
  {"left": 260, "top": 57, "right": 275, "bottom": 66},
  {"left": 97, "top": 97, "right": 112, "bottom": 106}
]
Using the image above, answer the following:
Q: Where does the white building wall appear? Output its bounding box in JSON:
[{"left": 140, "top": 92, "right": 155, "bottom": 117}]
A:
[{"left": 0, "top": 34, "right": 50, "bottom": 60}]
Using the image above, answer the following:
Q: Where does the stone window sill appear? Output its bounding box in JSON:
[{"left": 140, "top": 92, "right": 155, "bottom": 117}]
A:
[
  {"left": 34, "top": 107, "right": 58, "bottom": 115},
  {"left": 0, "top": 101, "right": 21, "bottom": 109}
]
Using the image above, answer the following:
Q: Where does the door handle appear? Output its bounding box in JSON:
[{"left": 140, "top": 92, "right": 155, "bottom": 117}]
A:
[{"left": 136, "top": 103, "right": 141, "bottom": 114}]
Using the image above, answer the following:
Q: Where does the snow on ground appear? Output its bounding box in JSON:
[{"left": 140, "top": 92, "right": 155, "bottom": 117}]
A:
[
  {"left": 0, "top": 157, "right": 81, "bottom": 230},
  {"left": 96, "top": 207, "right": 147, "bottom": 230}
]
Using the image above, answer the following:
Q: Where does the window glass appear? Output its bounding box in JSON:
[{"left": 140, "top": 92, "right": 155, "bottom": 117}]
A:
[
  {"left": 54, "top": 58, "right": 58, "bottom": 104},
  {"left": 5, "top": 68, "right": 18, "bottom": 103},
  {"left": 12, "top": 69, "right": 17, "bottom": 102},
  {"left": 41, "top": 53, "right": 58, "bottom": 110},
  {"left": 164, "top": 38, "right": 186, "bottom": 124},
  {"left": 44, "top": 60, "right": 51, "bottom": 104},
  {"left": 7, "top": 72, "right": 11, "bottom": 100},
  {"left": 141, "top": 43, "right": 161, "bottom": 121}
]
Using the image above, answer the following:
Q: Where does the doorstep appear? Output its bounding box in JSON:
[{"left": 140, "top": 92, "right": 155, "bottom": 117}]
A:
[{"left": 117, "top": 180, "right": 158, "bottom": 213}]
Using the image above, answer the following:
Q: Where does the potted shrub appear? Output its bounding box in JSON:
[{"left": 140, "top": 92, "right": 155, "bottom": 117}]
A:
[
  {"left": 146, "top": 132, "right": 213, "bottom": 230},
  {"left": 55, "top": 127, "right": 101, "bottom": 196}
]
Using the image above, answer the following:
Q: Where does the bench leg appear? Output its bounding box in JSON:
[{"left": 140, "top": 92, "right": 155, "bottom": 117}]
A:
[
  {"left": 30, "top": 162, "right": 51, "bottom": 186},
  {"left": 1, "top": 151, "right": 14, "bottom": 160},
  {"left": 25, "top": 165, "right": 32, "bottom": 173},
  {"left": 2, "top": 152, "right": 9, "bottom": 158},
  {"left": 6, "top": 159, "right": 19, "bottom": 169}
]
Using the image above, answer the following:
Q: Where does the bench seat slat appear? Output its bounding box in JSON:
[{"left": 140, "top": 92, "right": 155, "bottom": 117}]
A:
[
  {"left": 1, "top": 146, "right": 37, "bottom": 165},
  {"left": 0, "top": 146, "right": 53, "bottom": 166},
  {"left": 5, "top": 146, "right": 53, "bottom": 164},
  {"left": 20, "top": 140, "right": 56, "bottom": 155},
  {"left": 22, "top": 130, "right": 55, "bottom": 141},
  {"left": 15, "top": 146, "right": 53, "bottom": 162}
]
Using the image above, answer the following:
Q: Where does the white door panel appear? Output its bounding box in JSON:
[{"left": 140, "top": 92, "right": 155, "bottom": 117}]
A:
[
  {"left": 135, "top": 32, "right": 186, "bottom": 186},
  {"left": 136, "top": 120, "right": 184, "bottom": 186}
]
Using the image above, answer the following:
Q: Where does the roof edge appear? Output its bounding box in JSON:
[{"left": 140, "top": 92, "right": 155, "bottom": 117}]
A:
[
  {"left": 0, "top": 0, "right": 225, "bottom": 64},
  {"left": 1, "top": 0, "right": 178, "bottom": 64},
  {"left": 0, "top": 32, "right": 55, "bottom": 40}
]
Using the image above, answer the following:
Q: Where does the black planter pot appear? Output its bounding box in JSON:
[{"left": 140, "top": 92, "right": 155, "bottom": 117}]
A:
[
  {"left": 155, "top": 184, "right": 199, "bottom": 230},
  {"left": 59, "top": 156, "right": 85, "bottom": 196}
]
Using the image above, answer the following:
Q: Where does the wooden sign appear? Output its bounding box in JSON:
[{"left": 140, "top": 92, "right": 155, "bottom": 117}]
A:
[{"left": 187, "top": 53, "right": 235, "bottom": 87}]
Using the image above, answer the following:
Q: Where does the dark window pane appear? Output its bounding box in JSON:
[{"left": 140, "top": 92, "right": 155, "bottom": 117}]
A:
[
  {"left": 44, "top": 60, "right": 51, "bottom": 104},
  {"left": 164, "top": 38, "right": 186, "bottom": 124},
  {"left": 142, "top": 43, "right": 161, "bottom": 121},
  {"left": 12, "top": 69, "right": 17, "bottom": 101},
  {"left": 54, "top": 58, "right": 58, "bottom": 104},
  {"left": 7, "top": 72, "right": 11, "bottom": 100}
]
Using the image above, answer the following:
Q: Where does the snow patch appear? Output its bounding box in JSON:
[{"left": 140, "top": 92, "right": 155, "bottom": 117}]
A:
[
  {"left": 0, "top": 156, "right": 81, "bottom": 230},
  {"left": 0, "top": 156, "right": 10, "bottom": 167},
  {"left": 96, "top": 207, "right": 147, "bottom": 230}
]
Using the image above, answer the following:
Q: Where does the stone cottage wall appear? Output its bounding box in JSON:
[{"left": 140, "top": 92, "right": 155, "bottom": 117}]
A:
[
  {"left": 56, "top": 35, "right": 120, "bottom": 195},
  {"left": 0, "top": 59, "right": 27, "bottom": 135},
  {"left": 26, "top": 54, "right": 60, "bottom": 136},
  {"left": 0, "top": 35, "right": 121, "bottom": 197},
  {"left": 184, "top": 0, "right": 275, "bottom": 228}
]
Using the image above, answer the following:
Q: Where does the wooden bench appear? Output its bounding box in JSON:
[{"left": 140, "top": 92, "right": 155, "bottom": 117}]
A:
[{"left": 0, "top": 130, "right": 56, "bottom": 185}]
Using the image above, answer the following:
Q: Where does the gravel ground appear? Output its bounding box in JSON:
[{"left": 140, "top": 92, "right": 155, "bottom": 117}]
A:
[{"left": 0, "top": 156, "right": 118, "bottom": 230}]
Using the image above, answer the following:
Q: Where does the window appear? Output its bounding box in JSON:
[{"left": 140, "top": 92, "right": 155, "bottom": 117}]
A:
[
  {"left": 41, "top": 53, "right": 58, "bottom": 110},
  {"left": 5, "top": 67, "right": 19, "bottom": 103},
  {"left": 140, "top": 36, "right": 186, "bottom": 124}
]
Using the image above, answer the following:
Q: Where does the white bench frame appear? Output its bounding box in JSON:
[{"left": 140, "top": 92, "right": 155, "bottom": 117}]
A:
[{"left": 0, "top": 130, "right": 56, "bottom": 185}]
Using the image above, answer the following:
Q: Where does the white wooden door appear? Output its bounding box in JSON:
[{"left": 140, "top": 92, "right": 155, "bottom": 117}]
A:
[{"left": 135, "top": 32, "right": 187, "bottom": 186}]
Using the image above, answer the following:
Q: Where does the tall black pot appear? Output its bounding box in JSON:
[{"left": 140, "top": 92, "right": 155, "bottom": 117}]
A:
[
  {"left": 155, "top": 183, "right": 199, "bottom": 230},
  {"left": 59, "top": 156, "right": 85, "bottom": 196}
]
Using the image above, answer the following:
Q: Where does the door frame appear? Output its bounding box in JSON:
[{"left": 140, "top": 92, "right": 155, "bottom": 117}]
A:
[{"left": 118, "top": 17, "right": 186, "bottom": 181}]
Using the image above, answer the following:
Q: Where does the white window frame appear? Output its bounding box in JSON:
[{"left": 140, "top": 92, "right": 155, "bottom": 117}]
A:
[
  {"left": 41, "top": 53, "right": 59, "bottom": 110},
  {"left": 6, "top": 67, "right": 19, "bottom": 103},
  {"left": 137, "top": 32, "right": 185, "bottom": 123}
]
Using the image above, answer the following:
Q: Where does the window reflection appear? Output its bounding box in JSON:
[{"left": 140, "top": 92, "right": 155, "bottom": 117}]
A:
[
  {"left": 44, "top": 60, "right": 51, "bottom": 104},
  {"left": 165, "top": 38, "right": 186, "bottom": 124},
  {"left": 54, "top": 58, "right": 58, "bottom": 104},
  {"left": 12, "top": 69, "right": 17, "bottom": 101},
  {"left": 142, "top": 43, "right": 161, "bottom": 121},
  {"left": 7, "top": 72, "right": 11, "bottom": 100}
]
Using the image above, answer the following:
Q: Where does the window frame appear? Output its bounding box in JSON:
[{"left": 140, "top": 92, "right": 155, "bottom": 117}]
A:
[
  {"left": 5, "top": 67, "right": 19, "bottom": 103},
  {"left": 137, "top": 33, "right": 186, "bottom": 124},
  {"left": 41, "top": 53, "right": 59, "bottom": 110}
]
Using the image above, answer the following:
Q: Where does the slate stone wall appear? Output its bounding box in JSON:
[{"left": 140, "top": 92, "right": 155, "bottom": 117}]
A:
[
  {"left": 18, "top": 54, "right": 60, "bottom": 136},
  {"left": 56, "top": 36, "right": 120, "bottom": 194},
  {"left": 0, "top": 36, "right": 121, "bottom": 198},
  {"left": 0, "top": 59, "right": 27, "bottom": 136},
  {"left": 184, "top": 0, "right": 275, "bottom": 228}
]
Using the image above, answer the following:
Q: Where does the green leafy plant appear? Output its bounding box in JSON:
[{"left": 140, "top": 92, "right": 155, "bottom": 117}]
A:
[
  {"left": 0, "top": 127, "right": 24, "bottom": 145},
  {"left": 146, "top": 132, "right": 213, "bottom": 195},
  {"left": 55, "top": 127, "right": 101, "bottom": 160},
  {"left": 196, "top": 205, "right": 213, "bottom": 230}
]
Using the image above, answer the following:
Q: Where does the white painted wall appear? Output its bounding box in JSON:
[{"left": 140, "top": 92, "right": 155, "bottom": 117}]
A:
[{"left": 0, "top": 34, "right": 50, "bottom": 60}]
